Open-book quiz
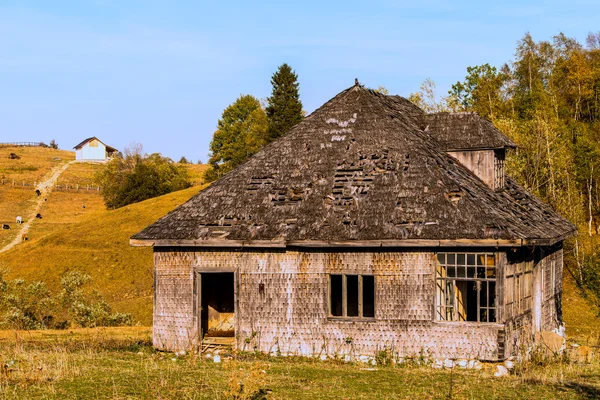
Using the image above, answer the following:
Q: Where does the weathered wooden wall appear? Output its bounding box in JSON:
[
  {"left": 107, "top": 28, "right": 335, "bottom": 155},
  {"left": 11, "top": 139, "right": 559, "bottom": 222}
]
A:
[
  {"left": 502, "top": 245, "right": 563, "bottom": 357},
  {"left": 153, "top": 248, "right": 505, "bottom": 360},
  {"left": 447, "top": 150, "right": 495, "bottom": 188}
]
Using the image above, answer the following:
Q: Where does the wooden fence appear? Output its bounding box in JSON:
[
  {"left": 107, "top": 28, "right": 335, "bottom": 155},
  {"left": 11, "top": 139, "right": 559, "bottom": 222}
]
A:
[
  {"left": 0, "top": 179, "right": 101, "bottom": 192},
  {"left": 0, "top": 142, "right": 47, "bottom": 148}
]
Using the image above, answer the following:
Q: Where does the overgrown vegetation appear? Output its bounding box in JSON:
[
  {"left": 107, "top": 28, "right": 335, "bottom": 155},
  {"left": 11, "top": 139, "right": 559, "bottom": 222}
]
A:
[
  {"left": 95, "top": 145, "right": 191, "bottom": 209},
  {"left": 0, "top": 268, "right": 131, "bottom": 330}
]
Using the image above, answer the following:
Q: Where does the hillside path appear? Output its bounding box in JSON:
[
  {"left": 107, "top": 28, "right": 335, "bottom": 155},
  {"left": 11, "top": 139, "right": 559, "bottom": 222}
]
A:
[{"left": 0, "top": 160, "right": 75, "bottom": 253}]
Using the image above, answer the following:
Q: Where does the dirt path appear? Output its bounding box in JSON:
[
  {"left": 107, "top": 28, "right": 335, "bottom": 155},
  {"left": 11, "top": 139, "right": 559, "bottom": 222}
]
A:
[{"left": 0, "top": 161, "right": 74, "bottom": 253}]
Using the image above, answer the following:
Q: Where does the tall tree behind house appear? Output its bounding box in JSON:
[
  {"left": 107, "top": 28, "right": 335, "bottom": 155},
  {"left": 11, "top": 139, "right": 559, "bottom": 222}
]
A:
[
  {"left": 204, "top": 95, "right": 269, "bottom": 182},
  {"left": 266, "top": 63, "right": 304, "bottom": 141}
]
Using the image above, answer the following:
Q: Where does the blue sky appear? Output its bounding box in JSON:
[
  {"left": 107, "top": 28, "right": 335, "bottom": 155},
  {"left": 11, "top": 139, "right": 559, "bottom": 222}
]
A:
[{"left": 1, "top": 1, "right": 599, "bottom": 162}]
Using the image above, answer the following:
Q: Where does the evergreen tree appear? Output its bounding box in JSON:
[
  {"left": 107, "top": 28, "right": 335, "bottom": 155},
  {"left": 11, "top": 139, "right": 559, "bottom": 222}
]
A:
[
  {"left": 266, "top": 63, "right": 303, "bottom": 141},
  {"left": 204, "top": 95, "right": 268, "bottom": 182}
]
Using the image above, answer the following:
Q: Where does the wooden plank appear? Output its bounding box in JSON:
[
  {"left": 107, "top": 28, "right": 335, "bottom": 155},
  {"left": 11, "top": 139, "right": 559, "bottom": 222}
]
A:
[{"left": 132, "top": 236, "right": 574, "bottom": 248}]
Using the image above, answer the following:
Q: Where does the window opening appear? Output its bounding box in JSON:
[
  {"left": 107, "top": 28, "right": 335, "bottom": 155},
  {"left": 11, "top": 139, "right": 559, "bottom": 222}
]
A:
[
  {"left": 329, "top": 274, "right": 375, "bottom": 318},
  {"left": 436, "top": 253, "right": 496, "bottom": 322}
]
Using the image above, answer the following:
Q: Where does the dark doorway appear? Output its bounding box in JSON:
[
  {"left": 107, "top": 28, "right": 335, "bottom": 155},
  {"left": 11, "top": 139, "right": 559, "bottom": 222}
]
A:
[{"left": 200, "top": 273, "right": 235, "bottom": 337}]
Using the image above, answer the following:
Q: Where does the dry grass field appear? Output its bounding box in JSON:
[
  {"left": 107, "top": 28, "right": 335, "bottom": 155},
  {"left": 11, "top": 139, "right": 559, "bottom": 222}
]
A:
[
  {"left": 0, "top": 146, "right": 75, "bottom": 248},
  {"left": 0, "top": 184, "right": 204, "bottom": 324}
]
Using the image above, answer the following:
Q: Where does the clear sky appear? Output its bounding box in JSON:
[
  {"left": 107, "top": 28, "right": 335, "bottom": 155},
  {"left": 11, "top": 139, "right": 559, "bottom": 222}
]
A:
[{"left": 1, "top": 1, "right": 599, "bottom": 162}]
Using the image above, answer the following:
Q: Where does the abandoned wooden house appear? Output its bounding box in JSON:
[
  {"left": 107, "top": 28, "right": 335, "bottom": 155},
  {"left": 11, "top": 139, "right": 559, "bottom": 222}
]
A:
[{"left": 131, "top": 82, "right": 576, "bottom": 361}]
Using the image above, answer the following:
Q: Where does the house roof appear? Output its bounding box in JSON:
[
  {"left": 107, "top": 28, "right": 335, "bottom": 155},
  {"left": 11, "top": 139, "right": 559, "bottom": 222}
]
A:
[
  {"left": 73, "top": 137, "right": 118, "bottom": 153},
  {"left": 423, "top": 112, "right": 517, "bottom": 151},
  {"left": 132, "top": 84, "right": 575, "bottom": 248}
]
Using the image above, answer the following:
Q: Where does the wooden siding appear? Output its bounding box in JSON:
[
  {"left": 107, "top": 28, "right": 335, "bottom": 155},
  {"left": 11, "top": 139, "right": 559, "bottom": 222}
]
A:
[
  {"left": 153, "top": 248, "right": 505, "bottom": 360},
  {"left": 447, "top": 150, "right": 495, "bottom": 188}
]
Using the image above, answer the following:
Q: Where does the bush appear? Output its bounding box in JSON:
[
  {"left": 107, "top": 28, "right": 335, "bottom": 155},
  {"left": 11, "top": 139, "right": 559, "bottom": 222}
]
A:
[
  {"left": 95, "top": 148, "right": 191, "bottom": 209},
  {"left": 0, "top": 269, "right": 132, "bottom": 330}
]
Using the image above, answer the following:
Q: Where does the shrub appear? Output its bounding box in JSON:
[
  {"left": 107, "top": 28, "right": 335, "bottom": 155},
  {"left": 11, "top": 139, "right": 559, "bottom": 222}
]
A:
[
  {"left": 95, "top": 146, "right": 190, "bottom": 209},
  {"left": 0, "top": 268, "right": 132, "bottom": 330}
]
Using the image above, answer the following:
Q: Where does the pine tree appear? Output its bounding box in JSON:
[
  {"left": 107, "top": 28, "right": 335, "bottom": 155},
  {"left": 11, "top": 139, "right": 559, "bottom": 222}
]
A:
[{"left": 266, "top": 63, "right": 303, "bottom": 141}]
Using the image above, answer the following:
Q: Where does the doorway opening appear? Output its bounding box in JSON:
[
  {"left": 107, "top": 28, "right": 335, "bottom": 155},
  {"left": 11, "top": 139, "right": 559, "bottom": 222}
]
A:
[{"left": 198, "top": 272, "right": 235, "bottom": 338}]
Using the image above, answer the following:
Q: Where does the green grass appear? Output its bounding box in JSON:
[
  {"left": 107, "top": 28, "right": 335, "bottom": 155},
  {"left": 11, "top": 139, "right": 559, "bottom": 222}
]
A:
[{"left": 0, "top": 327, "right": 598, "bottom": 399}]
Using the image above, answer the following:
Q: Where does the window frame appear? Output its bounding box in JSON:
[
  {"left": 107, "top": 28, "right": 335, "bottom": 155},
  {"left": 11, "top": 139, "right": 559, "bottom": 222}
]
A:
[
  {"left": 328, "top": 274, "right": 375, "bottom": 319},
  {"left": 435, "top": 252, "right": 497, "bottom": 323}
]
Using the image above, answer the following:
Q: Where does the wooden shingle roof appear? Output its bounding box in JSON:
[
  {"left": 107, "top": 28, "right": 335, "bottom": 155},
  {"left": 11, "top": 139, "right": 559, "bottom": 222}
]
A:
[
  {"left": 423, "top": 112, "right": 517, "bottom": 151},
  {"left": 132, "top": 84, "right": 575, "bottom": 248}
]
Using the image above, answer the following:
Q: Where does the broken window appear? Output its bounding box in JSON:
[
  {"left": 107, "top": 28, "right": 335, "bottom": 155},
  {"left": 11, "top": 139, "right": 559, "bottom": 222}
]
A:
[
  {"left": 329, "top": 274, "right": 375, "bottom": 318},
  {"left": 436, "top": 253, "right": 497, "bottom": 323}
]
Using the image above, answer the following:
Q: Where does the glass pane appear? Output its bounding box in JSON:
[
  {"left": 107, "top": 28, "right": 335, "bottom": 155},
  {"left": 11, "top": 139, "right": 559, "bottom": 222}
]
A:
[
  {"left": 457, "top": 254, "right": 465, "bottom": 265},
  {"left": 362, "top": 276, "right": 375, "bottom": 318},
  {"left": 467, "top": 266, "right": 476, "bottom": 278},
  {"left": 457, "top": 267, "right": 465, "bottom": 278},
  {"left": 486, "top": 254, "right": 495, "bottom": 266},
  {"left": 477, "top": 254, "right": 485, "bottom": 265},
  {"left": 437, "top": 253, "right": 445, "bottom": 265},
  {"left": 490, "top": 308, "right": 496, "bottom": 322},
  {"left": 448, "top": 254, "right": 455, "bottom": 265},
  {"left": 467, "top": 254, "right": 475, "bottom": 266},
  {"left": 347, "top": 275, "right": 359, "bottom": 317},
  {"left": 447, "top": 266, "right": 456, "bottom": 277},
  {"left": 487, "top": 267, "right": 496, "bottom": 278},
  {"left": 330, "top": 275, "right": 343, "bottom": 316}
]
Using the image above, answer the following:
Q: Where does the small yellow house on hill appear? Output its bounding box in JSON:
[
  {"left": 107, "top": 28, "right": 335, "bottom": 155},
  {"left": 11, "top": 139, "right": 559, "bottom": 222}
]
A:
[{"left": 73, "top": 137, "right": 118, "bottom": 161}]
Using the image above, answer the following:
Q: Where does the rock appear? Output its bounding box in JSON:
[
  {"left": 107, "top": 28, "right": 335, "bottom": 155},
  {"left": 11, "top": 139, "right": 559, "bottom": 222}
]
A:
[
  {"left": 344, "top": 354, "right": 352, "bottom": 363},
  {"left": 494, "top": 365, "right": 509, "bottom": 377},
  {"left": 504, "top": 360, "right": 514, "bottom": 370},
  {"left": 213, "top": 355, "right": 221, "bottom": 363},
  {"left": 444, "top": 359, "right": 454, "bottom": 369},
  {"left": 433, "top": 360, "right": 443, "bottom": 369},
  {"left": 320, "top": 355, "right": 327, "bottom": 361},
  {"left": 457, "top": 360, "right": 468, "bottom": 369}
]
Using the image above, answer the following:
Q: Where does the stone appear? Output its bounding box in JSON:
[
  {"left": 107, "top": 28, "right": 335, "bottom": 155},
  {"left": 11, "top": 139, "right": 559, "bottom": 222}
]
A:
[
  {"left": 213, "top": 355, "right": 221, "bottom": 363},
  {"left": 494, "top": 365, "right": 508, "bottom": 377},
  {"left": 444, "top": 359, "right": 454, "bottom": 368},
  {"left": 504, "top": 360, "right": 514, "bottom": 370}
]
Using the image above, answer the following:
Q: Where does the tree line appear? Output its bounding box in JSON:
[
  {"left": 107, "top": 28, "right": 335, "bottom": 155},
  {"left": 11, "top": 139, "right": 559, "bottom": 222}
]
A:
[{"left": 409, "top": 32, "right": 600, "bottom": 306}]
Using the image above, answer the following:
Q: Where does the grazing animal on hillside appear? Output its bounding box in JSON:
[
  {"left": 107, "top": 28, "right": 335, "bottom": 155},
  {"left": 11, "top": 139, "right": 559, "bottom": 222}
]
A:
[
  {"left": 35, "top": 214, "right": 42, "bottom": 219},
  {"left": 8, "top": 153, "right": 20, "bottom": 160},
  {"left": 82, "top": 204, "right": 86, "bottom": 209},
  {"left": 21, "top": 233, "right": 27, "bottom": 241},
  {"left": 16, "top": 216, "right": 22, "bottom": 224},
  {"left": 2, "top": 224, "right": 9, "bottom": 230},
  {"left": 35, "top": 189, "right": 41, "bottom": 196}
]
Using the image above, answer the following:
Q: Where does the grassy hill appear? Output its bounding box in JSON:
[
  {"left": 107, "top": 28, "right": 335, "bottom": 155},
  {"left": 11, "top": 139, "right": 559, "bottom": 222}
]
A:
[
  {"left": 0, "top": 146, "right": 207, "bottom": 325},
  {"left": 0, "top": 185, "right": 203, "bottom": 324},
  {"left": 0, "top": 146, "right": 74, "bottom": 247}
]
